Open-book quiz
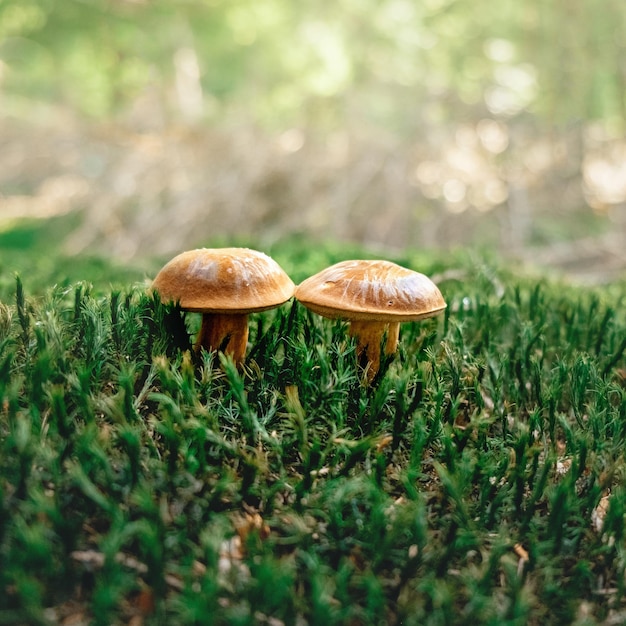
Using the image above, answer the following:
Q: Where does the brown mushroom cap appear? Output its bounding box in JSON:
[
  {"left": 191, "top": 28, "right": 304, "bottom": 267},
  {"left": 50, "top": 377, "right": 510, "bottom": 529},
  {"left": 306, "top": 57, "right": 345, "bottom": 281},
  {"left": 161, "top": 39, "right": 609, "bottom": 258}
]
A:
[
  {"left": 295, "top": 259, "right": 446, "bottom": 321},
  {"left": 152, "top": 247, "right": 295, "bottom": 313}
]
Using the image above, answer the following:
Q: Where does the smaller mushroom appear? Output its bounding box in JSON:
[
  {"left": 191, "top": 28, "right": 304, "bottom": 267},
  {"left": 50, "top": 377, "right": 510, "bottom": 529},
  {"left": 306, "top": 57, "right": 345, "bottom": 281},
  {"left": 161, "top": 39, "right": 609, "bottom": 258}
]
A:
[
  {"left": 152, "top": 248, "right": 295, "bottom": 363},
  {"left": 295, "top": 260, "right": 446, "bottom": 382}
]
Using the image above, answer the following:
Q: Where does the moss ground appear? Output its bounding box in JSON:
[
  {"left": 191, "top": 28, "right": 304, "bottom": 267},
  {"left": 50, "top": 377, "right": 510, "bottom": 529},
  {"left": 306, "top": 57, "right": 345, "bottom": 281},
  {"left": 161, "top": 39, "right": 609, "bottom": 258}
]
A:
[{"left": 1, "top": 227, "right": 626, "bottom": 625}]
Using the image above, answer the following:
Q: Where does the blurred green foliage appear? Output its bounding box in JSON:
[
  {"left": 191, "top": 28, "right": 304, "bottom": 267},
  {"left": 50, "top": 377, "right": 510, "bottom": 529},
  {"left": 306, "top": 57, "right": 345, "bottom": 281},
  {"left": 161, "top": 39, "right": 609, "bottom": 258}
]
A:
[
  {"left": 1, "top": 0, "right": 624, "bottom": 128},
  {"left": 0, "top": 216, "right": 150, "bottom": 298},
  {"left": 0, "top": 213, "right": 459, "bottom": 300}
]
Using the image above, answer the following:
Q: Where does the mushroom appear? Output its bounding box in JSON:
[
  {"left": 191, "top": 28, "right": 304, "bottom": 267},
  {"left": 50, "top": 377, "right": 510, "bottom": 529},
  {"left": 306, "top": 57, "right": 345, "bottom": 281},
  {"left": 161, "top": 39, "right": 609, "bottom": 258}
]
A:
[
  {"left": 152, "top": 247, "right": 295, "bottom": 363},
  {"left": 295, "top": 259, "right": 446, "bottom": 382}
]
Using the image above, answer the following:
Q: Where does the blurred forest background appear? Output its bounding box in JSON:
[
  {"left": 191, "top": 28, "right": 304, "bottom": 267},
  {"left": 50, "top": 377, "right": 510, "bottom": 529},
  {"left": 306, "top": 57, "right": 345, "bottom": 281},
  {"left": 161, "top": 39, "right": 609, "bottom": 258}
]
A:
[{"left": 1, "top": 0, "right": 626, "bottom": 282}]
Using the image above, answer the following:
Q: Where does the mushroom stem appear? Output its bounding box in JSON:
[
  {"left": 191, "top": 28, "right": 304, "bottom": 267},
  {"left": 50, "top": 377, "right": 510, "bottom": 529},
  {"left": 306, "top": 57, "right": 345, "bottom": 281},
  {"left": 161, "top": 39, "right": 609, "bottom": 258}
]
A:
[
  {"left": 348, "top": 320, "right": 387, "bottom": 383},
  {"left": 196, "top": 313, "right": 249, "bottom": 363},
  {"left": 385, "top": 322, "right": 400, "bottom": 355}
]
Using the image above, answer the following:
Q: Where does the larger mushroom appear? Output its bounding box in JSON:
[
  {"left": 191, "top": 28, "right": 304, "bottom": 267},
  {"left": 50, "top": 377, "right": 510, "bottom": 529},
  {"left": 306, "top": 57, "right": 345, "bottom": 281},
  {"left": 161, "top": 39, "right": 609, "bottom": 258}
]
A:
[
  {"left": 295, "top": 259, "right": 446, "bottom": 382},
  {"left": 152, "top": 248, "right": 295, "bottom": 363}
]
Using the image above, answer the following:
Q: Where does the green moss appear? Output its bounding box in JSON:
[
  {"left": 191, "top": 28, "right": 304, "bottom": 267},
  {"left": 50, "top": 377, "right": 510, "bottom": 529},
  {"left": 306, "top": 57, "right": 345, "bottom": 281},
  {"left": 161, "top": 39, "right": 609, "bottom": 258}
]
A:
[{"left": 0, "top": 241, "right": 626, "bottom": 624}]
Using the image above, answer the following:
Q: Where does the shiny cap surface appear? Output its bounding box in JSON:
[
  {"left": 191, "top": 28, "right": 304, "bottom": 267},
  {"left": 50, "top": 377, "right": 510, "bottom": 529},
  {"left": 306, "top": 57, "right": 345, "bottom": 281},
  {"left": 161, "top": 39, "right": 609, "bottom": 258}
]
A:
[
  {"left": 152, "top": 248, "right": 295, "bottom": 313},
  {"left": 295, "top": 259, "right": 446, "bottom": 321}
]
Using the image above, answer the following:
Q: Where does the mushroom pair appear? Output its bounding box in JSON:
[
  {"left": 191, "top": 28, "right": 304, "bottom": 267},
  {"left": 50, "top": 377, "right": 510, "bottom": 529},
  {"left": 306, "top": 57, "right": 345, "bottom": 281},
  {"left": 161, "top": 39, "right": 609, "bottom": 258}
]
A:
[
  {"left": 152, "top": 248, "right": 446, "bottom": 383},
  {"left": 152, "top": 247, "right": 295, "bottom": 363},
  {"left": 295, "top": 260, "right": 446, "bottom": 383}
]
